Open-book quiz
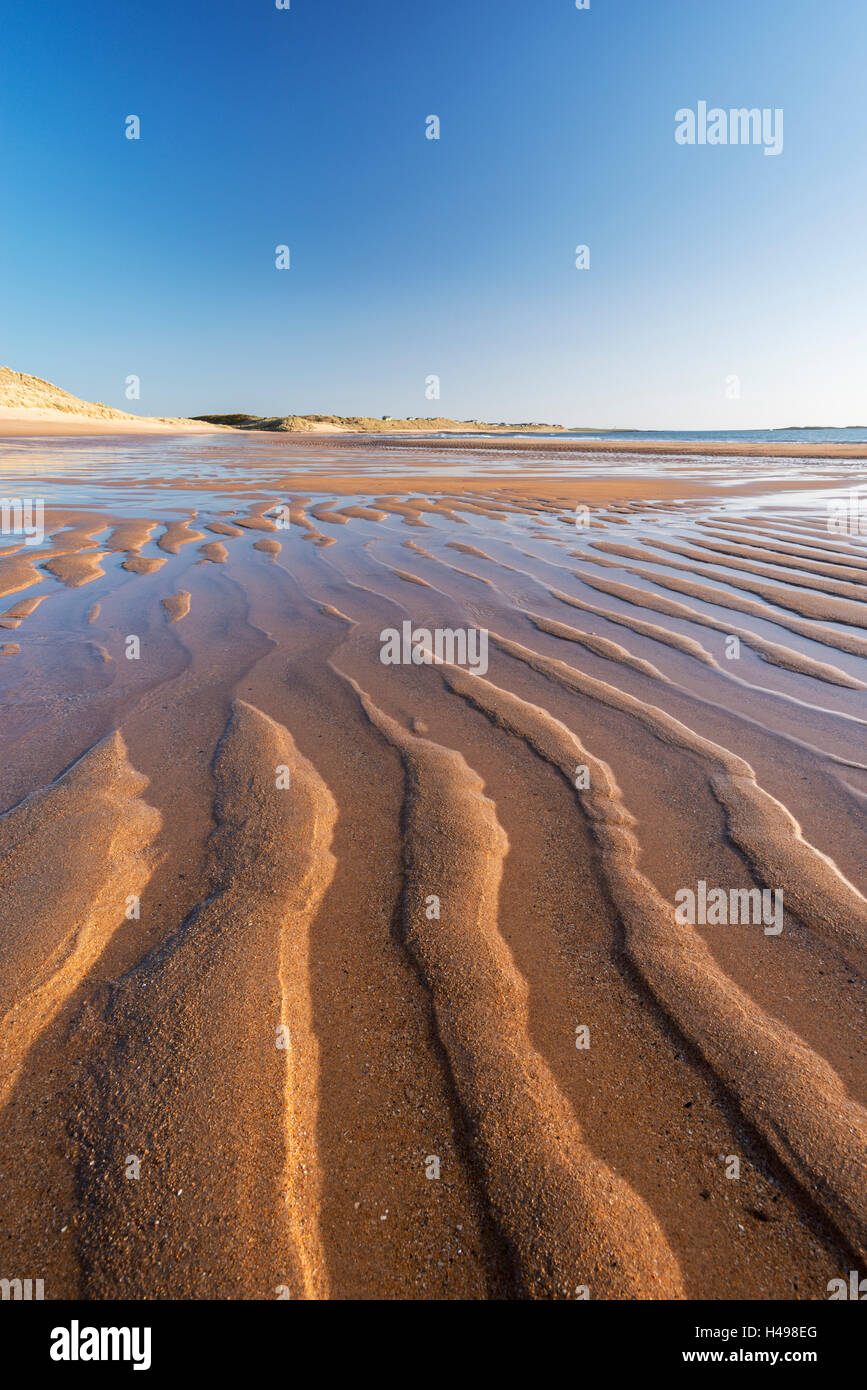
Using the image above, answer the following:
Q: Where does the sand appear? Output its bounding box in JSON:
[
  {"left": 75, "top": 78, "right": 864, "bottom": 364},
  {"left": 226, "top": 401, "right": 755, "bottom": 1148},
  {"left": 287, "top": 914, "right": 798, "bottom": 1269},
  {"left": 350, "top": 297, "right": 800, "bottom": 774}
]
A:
[
  {"left": 0, "top": 410, "right": 228, "bottom": 435},
  {"left": 0, "top": 434, "right": 864, "bottom": 1301},
  {"left": 0, "top": 366, "right": 230, "bottom": 434}
]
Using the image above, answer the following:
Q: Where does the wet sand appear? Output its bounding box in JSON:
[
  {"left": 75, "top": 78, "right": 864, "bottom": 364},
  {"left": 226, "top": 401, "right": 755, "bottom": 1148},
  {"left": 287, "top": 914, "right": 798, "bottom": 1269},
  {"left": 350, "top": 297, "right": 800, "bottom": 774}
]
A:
[{"left": 0, "top": 434, "right": 865, "bottom": 1300}]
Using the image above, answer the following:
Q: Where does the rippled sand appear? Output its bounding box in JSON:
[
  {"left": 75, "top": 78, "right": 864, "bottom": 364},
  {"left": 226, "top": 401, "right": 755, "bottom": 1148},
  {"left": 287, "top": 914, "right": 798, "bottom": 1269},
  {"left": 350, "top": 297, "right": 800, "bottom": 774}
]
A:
[{"left": 0, "top": 435, "right": 865, "bottom": 1299}]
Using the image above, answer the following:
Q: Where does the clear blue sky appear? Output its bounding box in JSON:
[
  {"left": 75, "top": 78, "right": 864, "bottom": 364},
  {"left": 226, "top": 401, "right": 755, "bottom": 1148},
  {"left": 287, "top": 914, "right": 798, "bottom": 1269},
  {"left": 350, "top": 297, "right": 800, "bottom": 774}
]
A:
[{"left": 1, "top": 0, "right": 864, "bottom": 427}]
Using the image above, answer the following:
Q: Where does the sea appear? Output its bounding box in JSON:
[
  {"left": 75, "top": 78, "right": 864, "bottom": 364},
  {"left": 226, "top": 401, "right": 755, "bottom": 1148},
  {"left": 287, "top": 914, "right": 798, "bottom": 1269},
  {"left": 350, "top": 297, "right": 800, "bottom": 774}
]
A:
[{"left": 437, "top": 428, "right": 867, "bottom": 446}]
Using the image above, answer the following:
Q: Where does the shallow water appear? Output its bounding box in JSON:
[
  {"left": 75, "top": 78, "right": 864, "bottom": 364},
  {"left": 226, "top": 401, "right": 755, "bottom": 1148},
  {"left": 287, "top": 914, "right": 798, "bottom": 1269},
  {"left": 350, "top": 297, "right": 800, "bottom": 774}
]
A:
[{"left": 1, "top": 433, "right": 865, "bottom": 520}]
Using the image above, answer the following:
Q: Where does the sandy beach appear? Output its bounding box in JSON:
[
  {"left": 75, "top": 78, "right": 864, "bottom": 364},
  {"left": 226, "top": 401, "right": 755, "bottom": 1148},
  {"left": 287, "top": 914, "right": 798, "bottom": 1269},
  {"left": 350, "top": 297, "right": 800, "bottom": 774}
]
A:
[
  {"left": 0, "top": 367, "right": 232, "bottom": 436},
  {"left": 0, "top": 430, "right": 864, "bottom": 1300}
]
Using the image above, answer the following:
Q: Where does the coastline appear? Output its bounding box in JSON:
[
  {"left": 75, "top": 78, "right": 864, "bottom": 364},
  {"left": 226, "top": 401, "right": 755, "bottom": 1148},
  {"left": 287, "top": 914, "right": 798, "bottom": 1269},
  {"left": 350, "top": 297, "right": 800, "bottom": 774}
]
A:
[
  {"left": 3, "top": 412, "right": 865, "bottom": 457},
  {"left": 271, "top": 431, "right": 867, "bottom": 460}
]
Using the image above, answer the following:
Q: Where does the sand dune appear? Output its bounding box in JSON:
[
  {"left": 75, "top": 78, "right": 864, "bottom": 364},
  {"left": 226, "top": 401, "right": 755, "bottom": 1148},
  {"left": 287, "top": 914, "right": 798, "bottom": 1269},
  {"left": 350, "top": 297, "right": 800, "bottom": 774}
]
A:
[{"left": 0, "top": 365, "right": 229, "bottom": 434}]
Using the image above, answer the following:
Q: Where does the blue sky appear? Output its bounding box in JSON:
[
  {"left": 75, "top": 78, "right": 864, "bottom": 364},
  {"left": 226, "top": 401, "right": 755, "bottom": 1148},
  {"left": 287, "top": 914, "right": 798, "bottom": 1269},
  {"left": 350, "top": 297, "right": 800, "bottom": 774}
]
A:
[{"left": 1, "top": 0, "right": 864, "bottom": 427}]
